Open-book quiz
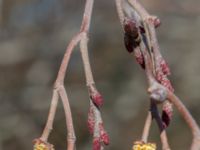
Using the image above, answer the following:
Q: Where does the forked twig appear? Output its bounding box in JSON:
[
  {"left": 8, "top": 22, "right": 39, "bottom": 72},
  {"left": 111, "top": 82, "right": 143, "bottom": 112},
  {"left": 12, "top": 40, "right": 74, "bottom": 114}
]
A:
[
  {"left": 115, "top": 0, "right": 170, "bottom": 149},
  {"left": 128, "top": 0, "right": 200, "bottom": 149},
  {"left": 36, "top": 0, "right": 109, "bottom": 150},
  {"left": 116, "top": 0, "right": 200, "bottom": 149},
  {"left": 34, "top": 0, "right": 200, "bottom": 150},
  {"left": 141, "top": 40, "right": 171, "bottom": 150}
]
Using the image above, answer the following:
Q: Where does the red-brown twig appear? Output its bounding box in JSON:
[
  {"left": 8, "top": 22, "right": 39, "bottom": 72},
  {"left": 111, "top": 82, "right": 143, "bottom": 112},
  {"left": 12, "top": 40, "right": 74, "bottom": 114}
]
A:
[
  {"left": 39, "top": 0, "right": 95, "bottom": 149},
  {"left": 115, "top": 0, "right": 125, "bottom": 27},
  {"left": 141, "top": 40, "right": 171, "bottom": 150},
  {"left": 38, "top": 0, "right": 109, "bottom": 149},
  {"left": 80, "top": 24, "right": 109, "bottom": 149},
  {"left": 115, "top": 0, "right": 170, "bottom": 149},
  {"left": 36, "top": 0, "right": 200, "bottom": 149},
  {"left": 167, "top": 91, "right": 200, "bottom": 150},
  {"left": 40, "top": 90, "right": 59, "bottom": 142},
  {"left": 127, "top": 0, "right": 200, "bottom": 149},
  {"left": 141, "top": 111, "right": 152, "bottom": 143}
]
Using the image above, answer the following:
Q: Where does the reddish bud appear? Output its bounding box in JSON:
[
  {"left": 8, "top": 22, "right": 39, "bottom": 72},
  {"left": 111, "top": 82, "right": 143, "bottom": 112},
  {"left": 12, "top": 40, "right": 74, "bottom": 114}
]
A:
[
  {"left": 124, "top": 18, "right": 138, "bottom": 37},
  {"left": 156, "top": 70, "right": 163, "bottom": 81},
  {"left": 123, "top": 18, "right": 141, "bottom": 53},
  {"left": 124, "top": 34, "right": 134, "bottom": 53},
  {"left": 162, "top": 101, "right": 173, "bottom": 128},
  {"left": 87, "top": 119, "right": 94, "bottom": 134},
  {"left": 160, "top": 59, "right": 170, "bottom": 76},
  {"left": 98, "top": 123, "right": 110, "bottom": 145},
  {"left": 90, "top": 92, "right": 103, "bottom": 107},
  {"left": 100, "top": 132, "right": 110, "bottom": 145},
  {"left": 93, "top": 138, "right": 101, "bottom": 150},
  {"left": 154, "top": 17, "right": 161, "bottom": 28},
  {"left": 87, "top": 107, "right": 95, "bottom": 134},
  {"left": 156, "top": 71, "right": 174, "bottom": 92},
  {"left": 156, "top": 62, "right": 174, "bottom": 128},
  {"left": 147, "top": 16, "right": 161, "bottom": 28},
  {"left": 139, "top": 26, "right": 145, "bottom": 34},
  {"left": 161, "top": 78, "right": 174, "bottom": 92},
  {"left": 134, "top": 48, "right": 145, "bottom": 69}
]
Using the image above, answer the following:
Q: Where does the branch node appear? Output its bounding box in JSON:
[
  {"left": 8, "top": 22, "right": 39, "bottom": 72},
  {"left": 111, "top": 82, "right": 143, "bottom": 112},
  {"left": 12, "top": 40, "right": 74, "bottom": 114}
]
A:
[
  {"left": 144, "top": 15, "right": 161, "bottom": 28},
  {"left": 148, "top": 83, "right": 167, "bottom": 103}
]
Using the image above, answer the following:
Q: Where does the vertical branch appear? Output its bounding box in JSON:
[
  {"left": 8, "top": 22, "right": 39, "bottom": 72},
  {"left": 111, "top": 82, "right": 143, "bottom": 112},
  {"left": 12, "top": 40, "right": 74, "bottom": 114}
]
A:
[
  {"left": 126, "top": 1, "right": 171, "bottom": 149},
  {"left": 59, "top": 86, "right": 76, "bottom": 150},
  {"left": 115, "top": 0, "right": 125, "bottom": 27},
  {"left": 117, "top": 0, "right": 171, "bottom": 149},
  {"left": 141, "top": 104, "right": 170, "bottom": 150},
  {"left": 55, "top": 0, "right": 94, "bottom": 86},
  {"left": 160, "top": 132, "right": 170, "bottom": 150},
  {"left": 80, "top": 34, "right": 94, "bottom": 85},
  {"left": 128, "top": 0, "right": 200, "bottom": 149},
  {"left": 80, "top": 0, "right": 94, "bottom": 32},
  {"left": 141, "top": 111, "right": 152, "bottom": 143},
  {"left": 37, "top": 0, "right": 96, "bottom": 149},
  {"left": 80, "top": 22, "right": 109, "bottom": 150},
  {"left": 140, "top": 26, "right": 171, "bottom": 150},
  {"left": 39, "top": 31, "right": 82, "bottom": 149},
  {"left": 151, "top": 100, "right": 170, "bottom": 150},
  {"left": 40, "top": 90, "right": 59, "bottom": 142}
]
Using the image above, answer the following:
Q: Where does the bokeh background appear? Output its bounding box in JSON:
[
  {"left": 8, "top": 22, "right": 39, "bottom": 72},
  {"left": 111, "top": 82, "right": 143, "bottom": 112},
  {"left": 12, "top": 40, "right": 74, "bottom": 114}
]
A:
[{"left": 0, "top": 0, "right": 200, "bottom": 150}]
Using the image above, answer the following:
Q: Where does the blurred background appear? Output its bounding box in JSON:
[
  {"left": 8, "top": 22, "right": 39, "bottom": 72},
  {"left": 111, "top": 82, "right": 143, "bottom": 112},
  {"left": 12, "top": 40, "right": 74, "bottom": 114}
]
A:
[{"left": 0, "top": 0, "right": 200, "bottom": 149}]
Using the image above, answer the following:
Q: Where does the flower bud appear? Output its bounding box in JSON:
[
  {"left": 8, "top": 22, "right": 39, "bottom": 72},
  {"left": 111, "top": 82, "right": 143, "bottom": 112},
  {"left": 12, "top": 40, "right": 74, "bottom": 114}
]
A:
[{"left": 93, "top": 138, "right": 101, "bottom": 150}]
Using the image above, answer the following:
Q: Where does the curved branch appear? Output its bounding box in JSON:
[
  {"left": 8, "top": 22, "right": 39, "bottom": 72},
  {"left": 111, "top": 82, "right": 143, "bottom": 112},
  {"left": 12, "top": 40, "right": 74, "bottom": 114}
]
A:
[
  {"left": 39, "top": 0, "right": 95, "bottom": 149},
  {"left": 167, "top": 90, "right": 200, "bottom": 150}
]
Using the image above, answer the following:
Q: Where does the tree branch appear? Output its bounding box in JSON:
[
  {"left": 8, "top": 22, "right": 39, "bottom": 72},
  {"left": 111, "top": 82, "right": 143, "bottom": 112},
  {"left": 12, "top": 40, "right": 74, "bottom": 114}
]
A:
[
  {"left": 37, "top": 0, "right": 96, "bottom": 149},
  {"left": 115, "top": 0, "right": 125, "bottom": 27},
  {"left": 141, "top": 111, "right": 152, "bottom": 143},
  {"left": 80, "top": 16, "right": 109, "bottom": 150},
  {"left": 127, "top": 0, "right": 200, "bottom": 149},
  {"left": 167, "top": 90, "right": 200, "bottom": 150},
  {"left": 40, "top": 90, "right": 59, "bottom": 142}
]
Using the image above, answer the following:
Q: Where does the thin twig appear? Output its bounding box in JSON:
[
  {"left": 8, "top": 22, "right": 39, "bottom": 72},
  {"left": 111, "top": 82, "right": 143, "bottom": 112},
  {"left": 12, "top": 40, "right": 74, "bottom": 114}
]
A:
[
  {"left": 40, "top": 90, "right": 59, "bottom": 141},
  {"left": 127, "top": 0, "right": 149, "bottom": 19},
  {"left": 55, "top": 34, "right": 83, "bottom": 85},
  {"left": 140, "top": 25, "right": 171, "bottom": 150},
  {"left": 127, "top": 0, "right": 152, "bottom": 54},
  {"left": 59, "top": 86, "right": 76, "bottom": 150},
  {"left": 80, "top": 33, "right": 103, "bottom": 149},
  {"left": 167, "top": 90, "right": 200, "bottom": 150},
  {"left": 141, "top": 111, "right": 152, "bottom": 143},
  {"left": 80, "top": 33, "right": 94, "bottom": 85},
  {"left": 115, "top": 0, "right": 125, "bottom": 27},
  {"left": 128, "top": 0, "right": 200, "bottom": 149},
  {"left": 115, "top": 0, "right": 170, "bottom": 147},
  {"left": 40, "top": 32, "right": 82, "bottom": 149},
  {"left": 40, "top": 0, "right": 95, "bottom": 149},
  {"left": 126, "top": 1, "right": 172, "bottom": 149},
  {"left": 150, "top": 99, "right": 171, "bottom": 150},
  {"left": 80, "top": 10, "right": 109, "bottom": 150}
]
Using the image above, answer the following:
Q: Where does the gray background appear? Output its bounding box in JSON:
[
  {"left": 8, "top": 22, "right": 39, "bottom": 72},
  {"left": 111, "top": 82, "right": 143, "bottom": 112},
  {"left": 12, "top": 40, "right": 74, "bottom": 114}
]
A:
[{"left": 0, "top": 0, "right": 200, "bottom": 149}]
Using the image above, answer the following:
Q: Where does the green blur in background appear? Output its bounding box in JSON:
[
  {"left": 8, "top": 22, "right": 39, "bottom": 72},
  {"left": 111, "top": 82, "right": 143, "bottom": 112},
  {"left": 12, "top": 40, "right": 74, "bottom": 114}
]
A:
[{"left": 0, "top": 0, "right": 200, "bottom": 150}]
